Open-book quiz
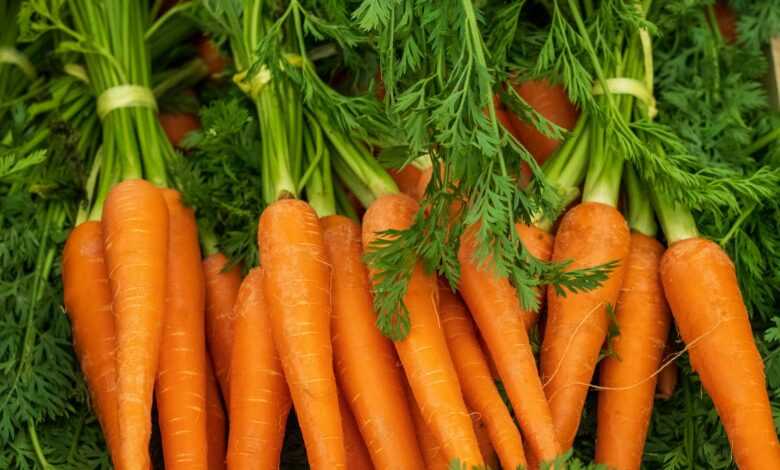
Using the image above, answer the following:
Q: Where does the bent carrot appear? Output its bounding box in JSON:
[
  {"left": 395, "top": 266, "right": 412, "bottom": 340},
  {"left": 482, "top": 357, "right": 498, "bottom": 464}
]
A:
[
  {"left": 203, "top": 252, "right": 242, "bottom": 403},
  {"left": 205, "top": 359, "right": 227, "bottom": 470},
  {"left": 227, "top": 267, "right": 291, "bottom": 468},
  {"left": 661, "top": 238, "right": 780, "bottom": 469},
  {"left": 62, "top": 221, "right": 121, "bottom": 469},
  {"left": 362, "top": 193, "right": 483, "bottom": 467},
  {"left": 258, "top": 200, "right": 345, "bottom": 469},
  {"left": 515, "top": 223, "right": 555, "bottom": 329},
  {"left": 339, "top": 394, "right": 374, "bottom": 470},
  {"left": 438, "top": 283, "right": 527, "bottom": 470},
  {"left": 595, "top": 232, "right": 671, "bottom": 470},
  {"left": 458, "top": 224, "right": 561, "bottom": 464},
  {"left": 102, "top": 179, "right": 169, "bottom": 470},
  {"left": 540, "top": 202, "right": 630, "bottom": 450},
  {"left": 157, "top": 189, "right": 208, "bottom": 469},
  {"left": 321, "top": 215, "right": 424, "bottom": 470}
]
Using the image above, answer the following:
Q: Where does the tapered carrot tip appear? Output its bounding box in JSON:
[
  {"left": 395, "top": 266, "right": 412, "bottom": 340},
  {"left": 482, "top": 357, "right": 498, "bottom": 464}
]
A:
[{"left": 362, "top": 193, "right": 419, "bottom": 247}]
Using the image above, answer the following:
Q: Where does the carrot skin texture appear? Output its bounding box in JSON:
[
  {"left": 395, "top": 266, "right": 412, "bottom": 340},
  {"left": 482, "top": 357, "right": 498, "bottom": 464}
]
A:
[
  {"left": 471, "top": 412, "right": 499, "bottom": 470},
  {"left": 409, "top": 387, "right": 449, "bottom": 470},
  {"left": 595, "top": 232, "right": 671, "bottom": 470},
  {"left": 458, "top": 224, "right": 561, "bottom": 463},
  {"left": 541, "top": 202, "right": 630, "bottom": 450},
  {"left": 62, "top": 221, "right": 122, "bottom": 469},
  {"left": 227, "top": 267, "right": 291, "bottom": 468},
  {"left": 159, "top": 112, "right": 200, "bottom": 148},
  {"left": 515, "top": 223, "right": 555, "bottom": 329},
  {"left": 338, "top": 394, "right": 375, "bottom": 470},
  {"left": 258, "top": 200, "right": 346, "bottom": 470},
  {"left": 438, "top": 284, "right": 527, "bottom": 470},
  {"left": 656, "top": 358, "right": 678, "bottom": 400},
  {"left": 102, "top": 179, "right": 169, "bottom": 470},
  {"left": 203, "top": 252, "right": 242, "bottom": 403},
  {"left": 156, "top": 189, "right": 209, "bottom": 469},
  {"left": 321, "top": 215, "right": 425, "bottom": 470},
  {"left": 205, "top": 359, "right": 227, "bottom": 470},
  {"left": 362, "top": 194, "right": 483, "bottom": 467},
  {"left": 661, "top": 238, "right": 780, "bottom": 469}
]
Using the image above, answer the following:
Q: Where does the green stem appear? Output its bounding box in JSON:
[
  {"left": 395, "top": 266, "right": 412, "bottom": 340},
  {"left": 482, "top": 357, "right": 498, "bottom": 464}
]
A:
[
  {"left": 28, "top": 421, "right": 52, "bottom": 469},
  {"left": 719, "top": 203, "right": 755, "bottom": 247},
  {"left": 649, "top": 187, "right": 699, "bottom": 244},
  {"left": 624, "top": 164, "right": 657, "bottom": 237},
  {"left": 66, "top": 414, "right": 86, "bottom": 463},
  {"left": 199, "top": 224, "right": 220, "bottom": 257},
  {"left": 334, "top": 179, "right": 359, "bottom": 221},
  {"left": 582, "top": 125, "right": 624, "bottom": 207},
  {"left": 745, "top": 127, "right": 780, "bottom": 156},
  {"left": 302, "top": 121, "right": 336, "bottom": 217},
  {"left": 152, "top": 57, "right": 209, "bottom": 98}
]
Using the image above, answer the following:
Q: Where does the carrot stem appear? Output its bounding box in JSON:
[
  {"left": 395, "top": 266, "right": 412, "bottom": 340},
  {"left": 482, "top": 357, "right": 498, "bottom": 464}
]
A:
[
  {"left": 649, "top": 188, "right": 699, "bottom": 244},
  {"left": 624, "top": 165, "right": 657, "bottom": 237}
]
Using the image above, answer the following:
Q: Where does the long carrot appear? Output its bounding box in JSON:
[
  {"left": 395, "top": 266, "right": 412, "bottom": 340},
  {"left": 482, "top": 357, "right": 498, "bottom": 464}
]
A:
[
  {"left": 62, "top": 221, "right": 121, "bottom": 469},
  {"left": 156, "top": 189, "right": 208, "bottom": 469},
  {"left": 458, "top": 224, "right": 561, "bottom": 464},
  {"left": 661, "top": 237, "right": 780, "bottom": 469},
  {"left": 203, "top": 252, "right": 242, "bottom": 402},
  {"left": 205, "top": 358, "right": 227, "bottom": 470},
  {"left": 338, "top": 393, "right": 374, "bottom": 470},
  {"left": 471, "top": 412, "right": 499, "bottom": 470},
  {"left": 515, "top": 223, "right": 555, "bottom": 330},
  {"left": 102, "top": 179, "right": 169, "bottom": 470},
  {"left": 540, "top": 202, "right": 630, "bottom": 450},
  {"left": 321, "top": 215, "right": 424, "bottom": 470},
  {"left": 362, "top": 193, "right": 483, "bottom": 467},
  {"left": 595, "top": 232, "right": 671, "bottom": 470},
  {"left": 226, "top": 267, "right": 291, "bottom": 468},
  {"left": 408, "top": 385, "right": 449, "bottom": 470},
  {"left": 438, "top": 282, "right": 527, "bottom": 470},
  {"left": 258, "top": 199, "right": 345, "bottom": 469}
]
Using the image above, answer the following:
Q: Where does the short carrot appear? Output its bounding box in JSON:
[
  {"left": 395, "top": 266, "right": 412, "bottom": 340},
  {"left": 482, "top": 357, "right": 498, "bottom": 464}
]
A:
[
  {"left": 438, "top": 282, "right": 527, "bottom": 470},
  {"left": 258, "top": 199, "right": 345, "bottom": 470},
  {"left": 102, "top": 179, "right": 169, "bottom": 470},
  {"left": 62, "top": 221, "right": 121, "bottom": 469},
  {"left": 338, "top": 393, "right": 374, "bottom": 470},
  {"left": 156, "top": 189, "right": 208, "bottom": 470},
  {"left": 540, "top": 202, "right": 630, "bottom": 450},
  {"left": 595, "top": 232, "right": 671, "bottom": 470},
  {"left": 205, "top": 358, "right": 227, "bottom": 470},
  {"left": 226, "top": 267, "right": 291, "bottom": 469},
  {"left": 656, "top": 357, "right": 678, "bottom": 400},
  {"left": 458, "top": 224, "right": 561, "bottom": 464},
  {"left": 321, "top": 215, "right": 424, "bottom": 470},
  {"left": 203, "top": 252, "right": 242, "bottom": 402},
  {"left": 362, "top": 193, "right": 483, "bottom": 467}
]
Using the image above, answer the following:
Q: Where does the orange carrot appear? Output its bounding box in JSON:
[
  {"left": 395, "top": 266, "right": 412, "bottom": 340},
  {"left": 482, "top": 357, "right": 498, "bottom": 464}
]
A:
[
  {"left": 595, "top": 232, "right": 671, "bottom": 470},
  {"left": 438, "top": 283, "right": 527, "bottom": 470},
  {"left": 258, "top": 199, "right": 345, "bottom": 469},
  {"left": 661, "top": 238, "right": 780, "bottom": 469},
  {"left": 197, "top": 38, "right": 227, "bottom": 77},
  {"left": 408, "top": 386, "right": 449, "bottom": 470},
  {"left": 62, "top": 221, "right": 121, "bottom": 469},
  {"left": 160, "top": 112, "right": 200, "bottom": 148},
  {"left": 203, "top": 252, "right": 242, "bottom": 403},
  {"left": 102, "top": 179, "right": 169, "bottom": 470},
  {"left": 656, "top": 357, "right": 678, "bottom": 400},
  {"left": 471, "top": 412, "right": 499, "bottom": 470},
  {"left": 226, "top": 267, "right": 291, "bottom": 468},
  {"left": 156, "top": 189, "right": 208, "bottom": 469},
  {"left": 515, "top": 223, "right": 555, "bottom": 329},
  {"left": 339, "top": 394, "right": 374, "bottom": 470},
  {"left": 205, "top": 358, "right": 227, "bottom": 470},
  {"left": 458, "top": 224, "right": 561, "bottom": 463},
  {"left": 389, "top": 165, "right": 425, "bottom": 200},
  {"left": 321, "top": 215, "right": 424, "bottom": 470},
  {"left": 362, "top": 193, "right": 483, "bottom": 467}
]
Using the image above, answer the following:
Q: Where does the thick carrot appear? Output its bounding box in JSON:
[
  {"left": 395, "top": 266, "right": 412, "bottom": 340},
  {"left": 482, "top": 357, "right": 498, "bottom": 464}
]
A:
[
  {"left": 515, "top": 223, "right": 555, "bottom": 329},
  {"left": 203, "top": 252, "right": 242, "bottom": 402},
  {"left": 205, "top": 359, "right": 227, "bottom": 470},
  {"left": 102, "top": 179, "right": 169, "bottom": 470},
  {"left": 62, "top": 221, "right": 121, "bottom": 468},
  {"left": 540, "top": 202, "right": 630, "bottom": 450},
  {"left": 660, "top": 238, "right": 780, "bottom": 469},
  {"left": 226, "top": 267, "right": 291, "bottom": 468},
  {"left": 458, "top": 224, "right": 561, "bottom": 463},
  {"left": 338, "top": 394, "right": 374, "bottom": 470},
  {"left": 160, "top": 112, "right": 200, "bottom": 148},
  {"left": 321, "top": 215, "right": 424, "bottom": 470},
  {"left": 656, "top": 357, "right": 678, "bottom": 400},
  {"left": 438, "top": 283, "right": 527, "bottom": 470},
  {"left": 156, "top": 189, "right": 208, "bottom": 469},
  {"left": 595, "top": 232, "right": 671, "bottom": 470},
  {"left": 362, "top": 193, "right": 483, "bottom": 467},
  {"left": 258, "top": 199, "right": 345, "bottom": 469}
]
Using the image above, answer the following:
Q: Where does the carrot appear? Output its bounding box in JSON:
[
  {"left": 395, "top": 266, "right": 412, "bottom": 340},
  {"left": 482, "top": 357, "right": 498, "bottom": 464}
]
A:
[
  {"left": 540, "top": 202, "right": 630, "bottom": 450},
  {"left": 338, "top": 394, "right": 374, "bottom": 470},
  {"left": 203, "top": 252, "right": 242, "bottom": 403},
  {"left": 196, "top": 38, "right": 227, "bottom": 77},
  {"left": 389, "top": 165, "right": 426, "bottom": 201},
  {"left": 595, "top": 232, "right": 671, "bottom": 470},
  {"left": 712, "top": 1, "right": 738, "bottom": 44},
  {"left": 491, "top": 93, "right": 517, "bottom": 133},
  {"left": 660, "top": 238, "right": 780, "bottom": 469},
  {"left": 258, "top": 199, "right": 345, "bottom": 469},
  {"left": 102, "top": 179, "right": 169, "bottom": 470},
  {"left": 160, "top": 112, "right": 200, "bottom": 148},
  {"left": 156, "top": 189, "right": 208, "bottom": 469},
  {"left": 515, "top": 223, "right": 555, "bottom": 329},
  {"left": 226, "top": 267, "right": 291, "bottom": 468},
  {"left": 62, "top": 221, "right": 121, "bottom": 468},
  {"left": 408, "top": 386, "right": 449, "bottom": 470},
  {"left": 438, "top": 282, "right": 527, "bottom": 470},
  {"left": 656, "top": 357, "right": 678, "bottom": 400},
  {"left": 471, "top": 412, "right": 499, "bottom": 470},
  {"left": 205, "top": 359, "right": 227, "bottom": 470},
  {"left": 458, "top": 224, "right": 561, "bottom": 463},
  {"left": 506, "top": 79, "right": 579, "bottom": 165},
  {"left": 321, "top": 215, "right": 424, "bottom": 470},
  {"left": 362, "top": 193, "right": 483, "bottom": 467}
]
